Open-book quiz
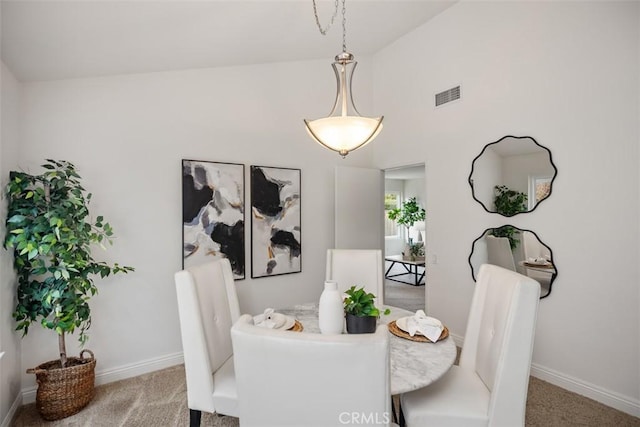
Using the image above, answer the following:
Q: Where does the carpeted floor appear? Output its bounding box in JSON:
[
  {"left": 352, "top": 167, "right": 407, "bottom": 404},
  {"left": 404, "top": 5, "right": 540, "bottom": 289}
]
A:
[
  {"left": 13, "top": 362, "right": 640, "bottom": 426},
  {"left": 11, "top": 279, "right": 640, "bottom": 426}
]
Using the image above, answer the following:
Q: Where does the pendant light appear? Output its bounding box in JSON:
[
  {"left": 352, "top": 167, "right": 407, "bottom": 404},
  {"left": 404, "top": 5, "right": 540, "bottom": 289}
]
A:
[{"left": 304, "top": 0, "right": 383, "bottom": 158}]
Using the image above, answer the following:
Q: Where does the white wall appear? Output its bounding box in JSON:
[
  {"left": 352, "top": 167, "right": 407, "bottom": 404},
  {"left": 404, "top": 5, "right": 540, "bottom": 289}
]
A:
[
  {"left": 372, "top": 1, "right": 639, "bottom": 415},
  {"left": 0, "top": 62, "right": 22, "bottom": 424},
  {"left": 15, "top": 57, "right": 376, "bottom": 393},
  {"left": 471, "top": 146, "right": 500, "bottom": 210},
  {"left": 384, "top": 179, "right": 404, "bottom": 255},
  {"left": 502, "top": 151, "right": 555, "bottom": 195}
]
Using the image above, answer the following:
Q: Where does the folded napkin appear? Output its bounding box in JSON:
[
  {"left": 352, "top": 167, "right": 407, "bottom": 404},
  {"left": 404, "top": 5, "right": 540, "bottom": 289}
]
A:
[
  {"left": 406, "top": 310, "right": 444, "bottom": 342},
  {"left": 527, "top": 257, "right": 548, "bottom": 265},
  {"left": 255, "top": 308, "right": 286, "bottom": 329}
]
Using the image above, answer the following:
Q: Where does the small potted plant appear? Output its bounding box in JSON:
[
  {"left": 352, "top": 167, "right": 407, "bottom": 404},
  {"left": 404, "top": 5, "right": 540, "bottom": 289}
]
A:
[
  {"left": 408, "top": 242, "right": 425, "bottom": 262},
  {"left": 343, "top": 286, "right": 390, "bottom": 334}
]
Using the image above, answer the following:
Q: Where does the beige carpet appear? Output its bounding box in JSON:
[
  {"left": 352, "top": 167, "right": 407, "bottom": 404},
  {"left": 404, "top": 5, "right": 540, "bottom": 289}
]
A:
[
  {"left": 12, "top": 365, "right": 237, "bottom": 427},
  {"left": 12, "top": 361, "right": 640, "bottom": 426}
]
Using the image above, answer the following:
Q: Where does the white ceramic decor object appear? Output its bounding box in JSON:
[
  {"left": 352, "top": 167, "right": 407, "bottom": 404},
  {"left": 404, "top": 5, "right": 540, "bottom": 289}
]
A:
[{"left": 318, "top": 281, "right": 344, "bottom": 334}]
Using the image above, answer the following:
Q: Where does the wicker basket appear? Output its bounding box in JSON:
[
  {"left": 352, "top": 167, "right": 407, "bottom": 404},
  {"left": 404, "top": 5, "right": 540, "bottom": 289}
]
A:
[{"left": 27, "top": 349, "right": 96, "bottom": 421}]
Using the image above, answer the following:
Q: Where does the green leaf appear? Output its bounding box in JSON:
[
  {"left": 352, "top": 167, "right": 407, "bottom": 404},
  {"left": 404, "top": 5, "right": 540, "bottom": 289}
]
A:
[
  {"left": 7, "top": 215, "right": 26, "bottom": 223},
  {"left": 27, "top": 249, "right": 39, "bottom": 260}
]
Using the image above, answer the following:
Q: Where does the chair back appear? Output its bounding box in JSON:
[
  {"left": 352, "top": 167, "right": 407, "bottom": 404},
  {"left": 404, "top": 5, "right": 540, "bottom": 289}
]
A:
[
  {"left": 460, "top": 263, "right": 540, "bottom": 426},
  {"left": 485, "top": 234, "right": 516, "bottom": 272},
  {"left": 326, "top": 249, "right": 384, "bottom": 303},
  {"left": 522, "top": 231, "right": 550, "bottom": 260},
  {"left": 232, "top": 315, "right": 391, "bottom": 427},
  {"left": 175, "top": 258, "right": 240, "bottom": 411}
]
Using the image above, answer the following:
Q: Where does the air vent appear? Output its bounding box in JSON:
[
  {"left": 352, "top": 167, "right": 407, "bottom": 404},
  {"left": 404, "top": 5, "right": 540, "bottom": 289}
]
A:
[{"left": 435, "top": 85, "right": 461, "bottom": 107}]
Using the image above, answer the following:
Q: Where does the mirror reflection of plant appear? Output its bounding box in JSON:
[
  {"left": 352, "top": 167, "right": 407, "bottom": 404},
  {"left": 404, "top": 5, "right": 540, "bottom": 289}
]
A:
[
  {"left": 493, "top": 185, "right": 527, "bottom": 217},
  {"left": 343, "top": 286, "right": 390, "bottom": 317},
  {"left": 490, "top": 226, "right": 520, "bottom": 249},
  {"left": 387, "top": 197, "right": 426, "bottom": 241}
]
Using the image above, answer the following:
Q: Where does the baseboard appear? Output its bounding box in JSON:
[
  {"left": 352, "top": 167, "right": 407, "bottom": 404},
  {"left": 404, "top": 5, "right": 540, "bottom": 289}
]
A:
[
  {"left": 449, "top": 331, "right": 464, "bottom": 348},
  {"left": 22, "top": 352, "right": 184, "bottom": 404},
  {"left": 530, "top": 363, "right": 640, "bottom": 418},
  {"left": 1, "top": 392, "right": 22, "bottom": 427},
  {"left": 444, "top": 334, "right": 638, "bottom": 418}
]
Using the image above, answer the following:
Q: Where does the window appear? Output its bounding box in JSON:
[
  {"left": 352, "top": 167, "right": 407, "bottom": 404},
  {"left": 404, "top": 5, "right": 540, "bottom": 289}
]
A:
[
  {"left": 384, "top": 191, "right": 400, "bottom": 237},
  {"left": 529, "top": 176, "right": 552, "bottom": 210}
]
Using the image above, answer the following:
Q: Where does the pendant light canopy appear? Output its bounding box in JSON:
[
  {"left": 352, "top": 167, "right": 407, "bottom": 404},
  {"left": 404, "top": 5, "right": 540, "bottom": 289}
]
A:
[{"left": 304, "top": 1, "right": 383, "bottom": 158}]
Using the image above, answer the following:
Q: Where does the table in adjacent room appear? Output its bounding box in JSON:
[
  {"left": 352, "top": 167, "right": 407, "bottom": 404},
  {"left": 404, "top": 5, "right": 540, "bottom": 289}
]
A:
[{"left": 385, "top": 255, "right": 426, "bottom": 286}]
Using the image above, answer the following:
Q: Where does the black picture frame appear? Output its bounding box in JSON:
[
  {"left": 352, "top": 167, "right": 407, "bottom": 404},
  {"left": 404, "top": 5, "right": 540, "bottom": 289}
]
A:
[
  {"left": 182, "top": 159, "right": 245, "bottom": 280},
  {"left": 250, "top": 165, "right": 301, "bottom": 278}
]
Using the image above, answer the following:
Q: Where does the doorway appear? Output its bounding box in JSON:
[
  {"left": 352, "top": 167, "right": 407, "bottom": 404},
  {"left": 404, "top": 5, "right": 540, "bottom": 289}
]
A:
[{"left": 383, "top": 164, "right": 426, "bottom": 312}]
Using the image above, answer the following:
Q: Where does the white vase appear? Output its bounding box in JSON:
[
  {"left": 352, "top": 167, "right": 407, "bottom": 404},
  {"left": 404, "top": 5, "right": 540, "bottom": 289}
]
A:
[{"left": 318, "top": 281, "right": 344, "bottom": 334}]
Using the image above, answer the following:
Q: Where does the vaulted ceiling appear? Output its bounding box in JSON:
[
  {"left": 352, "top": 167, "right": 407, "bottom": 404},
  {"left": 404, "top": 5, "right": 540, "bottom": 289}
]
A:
[{"left": 1, "top": 0, "right": 456, "bottom": 82}]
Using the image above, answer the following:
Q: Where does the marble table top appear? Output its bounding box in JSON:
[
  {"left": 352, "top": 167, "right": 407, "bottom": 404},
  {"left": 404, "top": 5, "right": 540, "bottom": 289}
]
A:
[{"left": 278, "top": 303, "right": 457, "bottom": 395}]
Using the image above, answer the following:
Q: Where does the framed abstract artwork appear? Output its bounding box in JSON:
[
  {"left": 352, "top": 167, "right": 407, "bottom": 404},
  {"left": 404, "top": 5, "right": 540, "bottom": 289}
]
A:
[
  {"left": 182, "top": 159, "right": 245, "bottom": 280},
  {"left": 250, "top": 165, "right": 301, "bottom": 278}
]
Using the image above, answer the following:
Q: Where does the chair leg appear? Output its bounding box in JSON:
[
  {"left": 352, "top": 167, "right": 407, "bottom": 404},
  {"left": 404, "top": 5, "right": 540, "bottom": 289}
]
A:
[
  {"left": 399, "top": 403, "right": 406, "bottom": 427},
  {"left": 391, "top": 396, "right": 398, "bottom": 424},
  {"left": 189, "top": 409, "right": 202, "bottom": 427}
]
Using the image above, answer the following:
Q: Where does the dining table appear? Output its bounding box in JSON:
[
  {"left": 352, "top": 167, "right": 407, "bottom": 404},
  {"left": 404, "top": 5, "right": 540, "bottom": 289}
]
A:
[
  {"left": 277, "top": 303, "right": 457, "bottom": 396},
  {"left": 518, "top": 260, "right": 557, "bottom": 275}
]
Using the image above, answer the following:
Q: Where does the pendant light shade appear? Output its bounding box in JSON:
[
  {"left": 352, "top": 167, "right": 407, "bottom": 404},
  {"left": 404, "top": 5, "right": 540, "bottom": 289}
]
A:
[
  {"left": 304, "top": 53, "right": 383, "bottom": 158},
  {"left": 305, "top": 2, "right": 383, "bottom": 158}
]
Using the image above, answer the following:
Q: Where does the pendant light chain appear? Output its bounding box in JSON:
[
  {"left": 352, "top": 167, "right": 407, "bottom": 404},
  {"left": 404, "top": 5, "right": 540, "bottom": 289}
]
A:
[
  {"left": 341, "top": 0, "right": 347, "bottom": 53},
  {"left": 304, "top": 0, "right": 383, "bottom": 158},
  {"left": 312, "top": 0, "right": 339, "bottom": 35}
]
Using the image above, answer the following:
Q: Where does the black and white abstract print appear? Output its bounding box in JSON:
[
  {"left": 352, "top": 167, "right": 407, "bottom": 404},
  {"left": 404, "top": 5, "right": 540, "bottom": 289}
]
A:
[
  {"left": 251, "top": 165, "right": 301, "bottom": 278},
  {"left": 182, "top": 160, "right": 245, "bottom": 279}
]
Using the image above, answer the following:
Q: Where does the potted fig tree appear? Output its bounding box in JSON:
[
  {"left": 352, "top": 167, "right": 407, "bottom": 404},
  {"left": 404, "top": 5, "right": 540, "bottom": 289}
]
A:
[
  {"left": 387, "top": 197, "right": 426, "bottom": 258},
  {"left": 3, "top": 159, "right": 133, "bottom": 420},
  {"left": 343, "top": 286, "right": 390, "bottom": 334}
]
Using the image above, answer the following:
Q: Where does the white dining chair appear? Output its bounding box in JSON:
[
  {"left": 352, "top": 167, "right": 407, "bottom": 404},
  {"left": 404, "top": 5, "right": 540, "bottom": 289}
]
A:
[
  {"left": 326, "top": 248, "right": 385, "bottom": 304},
  {"left": 174, "top": 258, "right": 241, "bottom": 426},
  {"left": 231, "top": 314, "right": 394, "bottom": 427},
  {"left": 485, "top": 234, "right": 516, "bottom": 272},
  {"left": 400, "top": 264, "right": 541, "bottom": 427}
]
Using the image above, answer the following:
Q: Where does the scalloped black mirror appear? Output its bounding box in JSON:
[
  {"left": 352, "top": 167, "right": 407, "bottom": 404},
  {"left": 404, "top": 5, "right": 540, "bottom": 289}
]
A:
[
  {"left": 469, "top": 135, "right": 557, "bottom": 216},
  {"left": 469, "top": 226, "right": 556, "bottom": 298}
]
